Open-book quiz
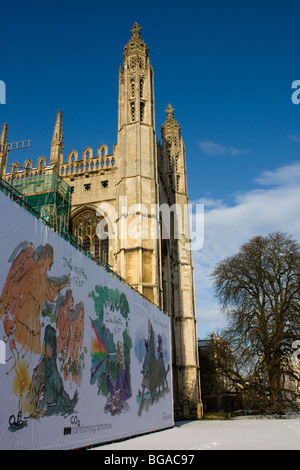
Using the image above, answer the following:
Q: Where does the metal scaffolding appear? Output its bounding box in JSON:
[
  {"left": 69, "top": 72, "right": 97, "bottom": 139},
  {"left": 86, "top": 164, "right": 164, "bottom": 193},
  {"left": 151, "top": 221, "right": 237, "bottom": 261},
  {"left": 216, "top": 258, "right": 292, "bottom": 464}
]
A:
[{"left": 10, "top": 173, "right": 71, "bottom": 234}]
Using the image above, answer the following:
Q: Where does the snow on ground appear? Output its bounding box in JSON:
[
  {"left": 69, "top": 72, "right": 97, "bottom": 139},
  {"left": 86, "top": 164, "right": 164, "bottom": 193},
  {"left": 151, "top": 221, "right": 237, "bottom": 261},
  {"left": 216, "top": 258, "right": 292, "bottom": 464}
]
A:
[{"left": 90, "top": 415, "right": 300, "bottom": 450}]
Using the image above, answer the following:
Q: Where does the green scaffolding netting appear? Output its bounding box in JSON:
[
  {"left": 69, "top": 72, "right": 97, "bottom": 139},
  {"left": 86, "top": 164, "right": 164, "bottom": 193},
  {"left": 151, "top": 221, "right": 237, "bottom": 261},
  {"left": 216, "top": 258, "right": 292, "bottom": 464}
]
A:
[{"left": 10, "top": 173, "right": 71, "bottom": 234}]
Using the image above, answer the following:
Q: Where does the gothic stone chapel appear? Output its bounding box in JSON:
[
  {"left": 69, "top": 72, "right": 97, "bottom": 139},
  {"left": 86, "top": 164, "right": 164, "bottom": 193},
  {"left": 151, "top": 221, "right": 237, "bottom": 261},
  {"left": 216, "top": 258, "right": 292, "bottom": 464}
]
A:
[{"left": 1, "top": 23, "right": 202, "bottom": 420}]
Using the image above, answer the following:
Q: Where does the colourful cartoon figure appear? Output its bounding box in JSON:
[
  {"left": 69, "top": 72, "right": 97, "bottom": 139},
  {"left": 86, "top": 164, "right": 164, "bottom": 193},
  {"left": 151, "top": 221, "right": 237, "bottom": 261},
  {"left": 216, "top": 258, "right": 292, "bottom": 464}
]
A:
[
  {"left": 56, "top": 289, "right": 74, "bottom": 359},
  {"left": 105, "top": 342, "right": 130, "bottom": 415},
  {"left": 0, "top": 241, "right": 72, "bottom": 429},
  {"left": 25, "top": 325, "right": 78, "bottom": 418},
  {"left": 0, "top": 242, "right": 69, "bottom": 360},
  {"left": 56, "top": 290, "right": 86, "bottom": 386},
  {"left": 69, "top": 302, "right": 85, "bottom": 386},
  {"left": 137, "top": 320, "right": 170, "bottom": 416},
  {"left": 90, "top": 286, "right": 132, "bottom": 416}
]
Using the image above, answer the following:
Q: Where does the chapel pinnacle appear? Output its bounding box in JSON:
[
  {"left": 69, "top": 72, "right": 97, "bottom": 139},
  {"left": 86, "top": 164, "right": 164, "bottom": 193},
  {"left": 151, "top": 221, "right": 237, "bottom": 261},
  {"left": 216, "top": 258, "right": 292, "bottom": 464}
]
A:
[{"left": 131, "top": 22, "right": 142, "bottom": 40}]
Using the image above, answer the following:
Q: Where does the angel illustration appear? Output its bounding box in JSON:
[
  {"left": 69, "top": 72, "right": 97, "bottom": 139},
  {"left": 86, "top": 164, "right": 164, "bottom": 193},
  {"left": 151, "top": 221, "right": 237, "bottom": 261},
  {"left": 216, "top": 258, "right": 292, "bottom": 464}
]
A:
[{"left": 0, "top": 242, "right": 70, "bottom": 371}]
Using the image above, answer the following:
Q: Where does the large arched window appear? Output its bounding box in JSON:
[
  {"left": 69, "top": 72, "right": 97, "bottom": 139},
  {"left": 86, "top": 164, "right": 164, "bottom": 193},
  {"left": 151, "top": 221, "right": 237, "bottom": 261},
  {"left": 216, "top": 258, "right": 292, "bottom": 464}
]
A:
[{"left": 71, "top": 210, "right": 109, "bottom": 264}]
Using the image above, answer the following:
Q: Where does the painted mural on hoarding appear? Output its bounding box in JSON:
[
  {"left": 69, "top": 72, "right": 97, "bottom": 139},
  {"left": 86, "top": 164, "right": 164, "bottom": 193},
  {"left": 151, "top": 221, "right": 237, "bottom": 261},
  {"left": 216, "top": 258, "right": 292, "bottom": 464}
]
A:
[
  {"left": 0, "top": 191, "right": 173, "bottom": 449},
  {"left": 0, "top": 242, "right": 83, "bottom": 430},
  {"left": 136, "top": 320, "right": 170, "bottom": 417},
  {"left": 90, "top": 285, "right": 132, "bottom": 416}
]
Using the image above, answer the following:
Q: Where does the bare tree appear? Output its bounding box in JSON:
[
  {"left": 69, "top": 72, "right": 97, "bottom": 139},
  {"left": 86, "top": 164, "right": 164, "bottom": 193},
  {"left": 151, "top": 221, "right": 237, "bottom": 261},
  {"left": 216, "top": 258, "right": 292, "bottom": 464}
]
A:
[{"left": 212, "top": 232, "right": 300, "bottom": 414}]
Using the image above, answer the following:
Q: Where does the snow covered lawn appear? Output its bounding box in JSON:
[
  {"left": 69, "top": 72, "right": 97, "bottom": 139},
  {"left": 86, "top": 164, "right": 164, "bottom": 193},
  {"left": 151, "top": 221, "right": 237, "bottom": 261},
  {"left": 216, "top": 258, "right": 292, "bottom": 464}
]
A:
[{"left": 91, "top": 415, "right": 300, "bottom": 450}]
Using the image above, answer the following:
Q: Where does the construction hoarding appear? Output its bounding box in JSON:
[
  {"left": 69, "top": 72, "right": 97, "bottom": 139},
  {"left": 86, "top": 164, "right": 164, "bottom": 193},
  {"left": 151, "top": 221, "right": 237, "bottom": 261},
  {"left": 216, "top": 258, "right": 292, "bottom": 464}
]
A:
[{"left": 0, "top": 190, "right": 173, "bottom": 450}]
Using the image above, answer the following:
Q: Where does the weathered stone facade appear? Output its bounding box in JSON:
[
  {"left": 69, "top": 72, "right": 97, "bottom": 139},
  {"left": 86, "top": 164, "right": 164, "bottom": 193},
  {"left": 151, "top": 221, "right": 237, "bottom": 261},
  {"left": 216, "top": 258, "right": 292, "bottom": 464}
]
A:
[{"left": 1, "top": 23, "right": 202, "bottom": 419}]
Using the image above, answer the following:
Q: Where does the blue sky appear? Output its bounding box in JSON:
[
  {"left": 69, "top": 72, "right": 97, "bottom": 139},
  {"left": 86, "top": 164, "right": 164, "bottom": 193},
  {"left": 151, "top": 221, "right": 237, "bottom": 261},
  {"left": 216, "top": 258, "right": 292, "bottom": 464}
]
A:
[{"left": 2, "top": 0, "right": 300, "bottom": 338}]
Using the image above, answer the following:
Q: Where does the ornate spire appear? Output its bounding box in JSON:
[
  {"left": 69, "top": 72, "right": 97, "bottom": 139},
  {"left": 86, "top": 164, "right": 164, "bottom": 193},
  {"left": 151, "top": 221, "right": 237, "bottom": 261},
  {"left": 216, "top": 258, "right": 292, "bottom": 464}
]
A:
[
  {"left": 165, "top": 104, "right": 175, "bottom": 121},
  {"left": 52, "top": 110, "right": 63, "bottom": 147},
  {"left": 50, "top": 111, "right": 63, "bottom": 168},
  {"left": 118, "top": 23, "right": 154, "bottom": 129},
  {"left": 123, "top": 23, "right": 149, "bottom": 63},
  {"left": 131, "top": 22, "right": 142, "bottom": 41},
  {"left": 0, "top": 123, "right": 8, "bottom": 178},
  {"left": 162, "top": 104, "right": 181, "bottom": 137},
  {"left": 0, "top": 122, "right": 8, "bottom": 153}
]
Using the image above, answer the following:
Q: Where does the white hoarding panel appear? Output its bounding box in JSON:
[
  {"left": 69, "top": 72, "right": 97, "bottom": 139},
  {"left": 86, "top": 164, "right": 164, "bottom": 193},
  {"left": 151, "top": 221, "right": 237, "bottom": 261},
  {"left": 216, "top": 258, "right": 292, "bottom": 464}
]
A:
[{"left": 0, "top": 191, "right": 173, "bottom": 449}]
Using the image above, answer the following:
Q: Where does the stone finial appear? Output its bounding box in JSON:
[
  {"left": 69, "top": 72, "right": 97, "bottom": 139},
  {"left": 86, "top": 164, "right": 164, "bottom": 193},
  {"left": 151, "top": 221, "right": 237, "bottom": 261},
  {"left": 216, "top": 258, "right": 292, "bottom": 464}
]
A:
[
  {"left": 131, "top": 22, "right": 142, "bottom": 41},
  {"left": 161, "top": 104, "right": 181, "bottom": 139},
  {"left": 165, "top": 104, "right": 175, "bottom": 120},
  {"left": 123, "top": 22, "right": 148, "bottom": 61}
]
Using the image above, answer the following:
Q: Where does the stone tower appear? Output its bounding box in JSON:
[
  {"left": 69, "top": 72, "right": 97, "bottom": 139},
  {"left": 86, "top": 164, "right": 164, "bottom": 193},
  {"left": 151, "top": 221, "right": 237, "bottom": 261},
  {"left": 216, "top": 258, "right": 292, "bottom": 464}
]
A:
[
  {"left": 115, "top": 22, "right": 160, "bottom": 305},
  {"left": 159, "top": 105, "right": 202, "bottom": 419},
  {"left": 2, "top": 23, "right": 202, "bottom": 420}
]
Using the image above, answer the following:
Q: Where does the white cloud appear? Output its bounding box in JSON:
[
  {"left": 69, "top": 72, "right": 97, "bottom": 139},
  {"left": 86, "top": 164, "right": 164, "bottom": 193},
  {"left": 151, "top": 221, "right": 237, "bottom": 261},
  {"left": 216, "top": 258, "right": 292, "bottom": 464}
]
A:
[
  {"left": 288, "top": 135, "right": 300, "bottom": 143},
  {"left": 193, "top": 162, "right": 300, "bottom": 338},
  {"left": 199, "top": 139, "right": 251, "bottom": 157},
  {"left": 255, "top": 162, "right": 300, "bottom": 187}
]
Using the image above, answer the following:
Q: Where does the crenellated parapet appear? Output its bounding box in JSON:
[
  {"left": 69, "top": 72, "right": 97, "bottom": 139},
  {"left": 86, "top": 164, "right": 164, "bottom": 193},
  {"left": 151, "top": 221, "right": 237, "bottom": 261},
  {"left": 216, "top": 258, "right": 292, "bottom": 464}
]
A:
[
  {"left": 60, "top": 144, "right": 116, "bottom": 179},
  {"left": 4, "top": 145, "right": 116, "bottom": 184},
  {"left": 6, "top": 156, "right": 48, "bottom": 183}
]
